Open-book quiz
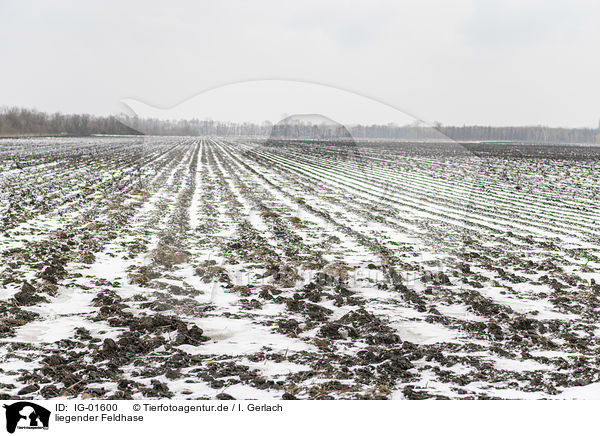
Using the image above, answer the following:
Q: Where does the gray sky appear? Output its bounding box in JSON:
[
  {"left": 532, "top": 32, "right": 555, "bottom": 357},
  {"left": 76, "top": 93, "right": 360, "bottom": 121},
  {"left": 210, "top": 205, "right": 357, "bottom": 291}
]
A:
[{"left": 1, "top": 0, "right": 599, "bottom": 127}]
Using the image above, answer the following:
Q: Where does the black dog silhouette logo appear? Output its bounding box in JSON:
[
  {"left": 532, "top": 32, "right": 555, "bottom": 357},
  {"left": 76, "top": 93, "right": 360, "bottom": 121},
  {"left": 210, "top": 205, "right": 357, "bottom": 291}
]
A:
[{"left": 3, "top": 402, "right": 50, "bottom": 433}]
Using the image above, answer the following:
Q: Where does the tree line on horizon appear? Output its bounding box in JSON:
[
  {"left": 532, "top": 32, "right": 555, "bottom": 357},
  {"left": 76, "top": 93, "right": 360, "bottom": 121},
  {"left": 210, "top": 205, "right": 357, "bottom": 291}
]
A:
[{"left": 1, "top": 107, "right": 598, "bottom": 144}]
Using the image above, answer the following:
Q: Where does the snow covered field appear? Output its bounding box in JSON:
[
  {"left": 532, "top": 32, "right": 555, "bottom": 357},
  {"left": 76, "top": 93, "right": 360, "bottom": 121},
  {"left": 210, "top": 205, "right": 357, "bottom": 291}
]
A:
[{"left": 1, "top": 136, "right": 600, "bottom": 399}]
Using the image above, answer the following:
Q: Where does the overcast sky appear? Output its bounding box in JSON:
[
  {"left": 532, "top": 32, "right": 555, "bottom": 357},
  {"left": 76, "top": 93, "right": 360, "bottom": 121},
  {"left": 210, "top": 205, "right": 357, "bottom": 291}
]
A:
[{"left": 1, "top": 0, "right": 599, "bottom": 127}]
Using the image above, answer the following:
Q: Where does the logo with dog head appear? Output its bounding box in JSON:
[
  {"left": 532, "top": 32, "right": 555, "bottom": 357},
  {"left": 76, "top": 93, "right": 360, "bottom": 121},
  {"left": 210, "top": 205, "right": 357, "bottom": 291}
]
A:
[{"left": 3, "top": 402, "right": 50, "bottom": 433}]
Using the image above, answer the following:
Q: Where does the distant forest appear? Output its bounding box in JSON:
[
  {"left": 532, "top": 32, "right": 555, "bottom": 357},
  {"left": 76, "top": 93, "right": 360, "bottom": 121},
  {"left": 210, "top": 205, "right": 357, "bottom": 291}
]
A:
[{"left": 1, "top": 107, "right": 599, "bottom": 144}]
